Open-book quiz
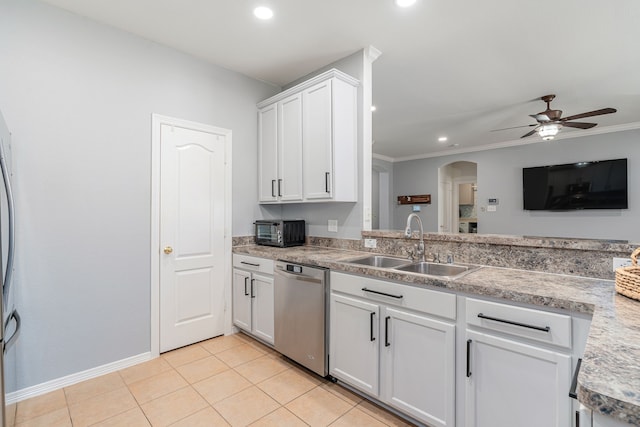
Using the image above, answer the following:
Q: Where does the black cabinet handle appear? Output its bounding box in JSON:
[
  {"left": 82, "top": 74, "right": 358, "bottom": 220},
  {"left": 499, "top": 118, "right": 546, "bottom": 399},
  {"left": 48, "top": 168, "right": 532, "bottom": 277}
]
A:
[
  {"left": 278, "top": 179, "right": 282, "bottom": 197},
  {"left": 271, "top": 180, "right": 276, "bottom": 197},
  {"left": 477, "top": 313, "right": 551, "bottom": 332},
  {"left": 250, "top": 278, "right": 256, "bottom": 298},
  {"left": 244, "top": 277, "right": 249, "bottom": 296},
  {"left": 466, "top": 339, "right": 472, "bottom": 378},
  {"left": 325, "top": 172, "right": 330, "bottom": 193},
  {"left": 385, "top": 316, "right": 391, "bottom": 347},
  {"left": 569, "top": 358, "right": 582, "bottom": 399},
  {"left": 241, "top": 261, "right": 260, "bottom": 267},
  {"left": 362, "top": 288, "right": 403, "bottom": 299},
  {"left": 370, "top": 312, "right": 376, "bottom": 342}
]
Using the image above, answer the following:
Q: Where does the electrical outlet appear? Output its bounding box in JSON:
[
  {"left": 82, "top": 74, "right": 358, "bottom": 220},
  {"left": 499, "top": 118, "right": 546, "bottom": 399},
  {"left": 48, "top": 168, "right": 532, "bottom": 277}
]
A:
[
  {"left": 328, "top": 220, "right": 338, "bottom": 232},
  {"left": 364, "top": 238, "right": 377, "bottom": 249},
  {"left": 613, "top": 257, "right": 632, "bottom": 271}
]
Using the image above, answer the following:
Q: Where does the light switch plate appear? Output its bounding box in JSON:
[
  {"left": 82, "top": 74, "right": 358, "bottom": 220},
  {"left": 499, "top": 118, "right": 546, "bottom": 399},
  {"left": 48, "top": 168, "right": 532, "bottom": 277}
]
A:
[
  {"left": 613, "top": 257, "right": 632, "bottom": 271},
  {"left": 487, "top": 205, "right": 497, "bottom": 212},
  {"left": 328, "top": 220, "right": 338, "bottom": 232}
]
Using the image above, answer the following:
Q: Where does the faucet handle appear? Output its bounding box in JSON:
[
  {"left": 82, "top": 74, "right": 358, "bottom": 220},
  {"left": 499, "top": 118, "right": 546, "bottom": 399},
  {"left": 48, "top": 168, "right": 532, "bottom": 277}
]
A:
[
  {"left": 406, "top": 247, "right": 415, "bottom": 261},
  {"left": 446, "top": 253, "right": 454, "bottom": 264}
]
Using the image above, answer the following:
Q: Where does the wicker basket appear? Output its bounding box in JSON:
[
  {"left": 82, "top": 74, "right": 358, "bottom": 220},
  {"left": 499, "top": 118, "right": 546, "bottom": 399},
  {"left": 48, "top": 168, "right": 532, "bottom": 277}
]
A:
[{"left": 615, "top": 248, "right": 640, "bottom": 301}]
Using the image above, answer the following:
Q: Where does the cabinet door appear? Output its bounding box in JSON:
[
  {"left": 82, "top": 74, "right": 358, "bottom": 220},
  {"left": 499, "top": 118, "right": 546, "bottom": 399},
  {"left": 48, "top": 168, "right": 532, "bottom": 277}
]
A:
[
  {"left": 466, "top": 330, "right": 572, "bottom": 427},
  {"left": 278, "top": 93, "right": 303, "bottom": 202},
  {"left": 329, "top": 293, "right": 380, "bottom": 396},
  {"left": 459, "top": 183, "right": 474, "bottom": 205},
  {"left": 303, "top": 80, "right": 333, "bottom": 200},
  {"left": 251, "top": 272, "right": 274, "bottom": 344},
  {"left": 258, "top": 104, "right": 278, "bottom": 202},
  {"left": 577, "top": 404, "right": 592, "bottom": 427},
  {"left": 232, "top": 269, "right": 252, "bottom": 332},
  {"left": 381, "top": 307, "right": 456, "bottom": 427}
]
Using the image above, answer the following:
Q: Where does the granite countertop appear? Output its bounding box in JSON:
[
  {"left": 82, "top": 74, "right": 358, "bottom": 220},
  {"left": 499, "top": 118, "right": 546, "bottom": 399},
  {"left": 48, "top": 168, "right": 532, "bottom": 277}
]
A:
[{"left": 233, "top": 244, "right": 640, "bottom": 425}]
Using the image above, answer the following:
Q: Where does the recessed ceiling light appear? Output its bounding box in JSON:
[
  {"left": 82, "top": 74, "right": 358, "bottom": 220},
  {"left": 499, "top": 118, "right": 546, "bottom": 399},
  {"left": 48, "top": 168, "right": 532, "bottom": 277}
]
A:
[
  {"left": 371, "top": 105, "right": 377, "bottom": 112},
  {"left": 395, "top": 0, "right": 417, "bottom": 7},
  {"left": 438, "top": 136, "right": 448, "bottom": 142},
  {"left": 254, "top": 6, "right": 274, "bottom": 20}
]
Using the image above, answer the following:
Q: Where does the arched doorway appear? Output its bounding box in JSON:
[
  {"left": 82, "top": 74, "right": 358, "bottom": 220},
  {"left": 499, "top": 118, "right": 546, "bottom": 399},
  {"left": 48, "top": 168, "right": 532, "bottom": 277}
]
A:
[{"left": 438, "top": 161, "right": 478, "bottom": 234}]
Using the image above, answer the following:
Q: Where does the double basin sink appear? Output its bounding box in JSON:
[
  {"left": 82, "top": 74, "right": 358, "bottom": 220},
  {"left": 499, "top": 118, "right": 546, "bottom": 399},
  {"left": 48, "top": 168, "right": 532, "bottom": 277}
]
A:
[{"left": 345, "top": 255, "right": 478, "bottom": 279}]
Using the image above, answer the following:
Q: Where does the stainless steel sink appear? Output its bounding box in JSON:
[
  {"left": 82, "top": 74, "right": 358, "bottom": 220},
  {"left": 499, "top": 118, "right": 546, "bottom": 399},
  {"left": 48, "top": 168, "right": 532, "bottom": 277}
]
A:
[
  {"left": 345, "top": 255, "right": 412, "bottom": 269},
  {"left": 394, "top": 262, "right": 475, "bottom": 277}
]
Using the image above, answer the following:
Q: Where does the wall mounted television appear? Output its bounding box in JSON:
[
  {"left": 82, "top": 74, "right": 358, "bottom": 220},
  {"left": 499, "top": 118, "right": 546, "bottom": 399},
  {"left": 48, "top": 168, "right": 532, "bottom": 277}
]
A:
[{"left": 523, "top": 158, "right": 628, "bottom": 210}]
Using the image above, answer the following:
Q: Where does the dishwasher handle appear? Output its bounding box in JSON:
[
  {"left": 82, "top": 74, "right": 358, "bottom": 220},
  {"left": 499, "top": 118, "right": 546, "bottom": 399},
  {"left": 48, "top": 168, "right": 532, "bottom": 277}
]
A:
[{"left": 274, "top": 265, "right": 325, "bottom": 284}]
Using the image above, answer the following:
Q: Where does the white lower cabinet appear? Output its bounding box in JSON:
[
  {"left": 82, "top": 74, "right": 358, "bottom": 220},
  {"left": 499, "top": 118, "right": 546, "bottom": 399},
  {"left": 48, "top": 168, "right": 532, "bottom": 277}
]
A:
[
  {"left": 382, "top": 307, "right": 456, "bottom": 427},
  {"left": 592, "top": 412, "right": 633, "bottom": 427},
  {"left": 330, "top": 293, "right": 379, "bottom": 395},
  {"left": 232, "top": 255, "right": 274, "bottom": 344},
  {"left": 329, "top": 272, "right": 456, "bottom": 427},
  {"left": 577, "top": 404, "right": 592, "bottom": 427},
  {"left": 465, "top": 298, "right": 573, "bottom": 427}
]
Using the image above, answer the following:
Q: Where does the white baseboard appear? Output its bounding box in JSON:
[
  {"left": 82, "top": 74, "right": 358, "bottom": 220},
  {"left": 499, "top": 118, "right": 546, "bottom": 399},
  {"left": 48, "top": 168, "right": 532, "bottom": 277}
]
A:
[{"left": 5, "top": 352, "right": 154, "bottom": 404}]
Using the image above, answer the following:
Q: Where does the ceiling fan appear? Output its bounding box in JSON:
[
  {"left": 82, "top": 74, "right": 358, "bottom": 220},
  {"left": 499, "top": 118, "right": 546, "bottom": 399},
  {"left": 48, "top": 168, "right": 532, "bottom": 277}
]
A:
[{"left": 497, "top": 95, "right": 617, "bottom": 141}]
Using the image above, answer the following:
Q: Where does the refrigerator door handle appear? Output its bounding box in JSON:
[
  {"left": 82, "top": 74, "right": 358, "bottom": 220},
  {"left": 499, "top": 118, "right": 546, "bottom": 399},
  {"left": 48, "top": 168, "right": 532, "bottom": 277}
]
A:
[
  {"left": 0, "top": 138, "right": 16, "bottom": 307},
  {"left": 3, "top": 309, "right": 20, "bottom": 354}
]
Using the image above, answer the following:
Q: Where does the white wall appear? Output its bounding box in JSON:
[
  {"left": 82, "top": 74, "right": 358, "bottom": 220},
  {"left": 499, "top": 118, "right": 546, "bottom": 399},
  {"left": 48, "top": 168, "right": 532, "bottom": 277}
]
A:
[
  {"left": 392, "top": 129, "right": 640, "bottom": 242},
  {"left": 0, "top": 0, "right": 278, "bottom": 390}
]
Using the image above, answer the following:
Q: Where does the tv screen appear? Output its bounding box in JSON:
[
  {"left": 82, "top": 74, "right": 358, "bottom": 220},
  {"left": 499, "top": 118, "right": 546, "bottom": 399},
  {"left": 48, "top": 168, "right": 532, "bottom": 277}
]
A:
[{"left": 523, "top": 158, "right": 628, "bottom": 210}]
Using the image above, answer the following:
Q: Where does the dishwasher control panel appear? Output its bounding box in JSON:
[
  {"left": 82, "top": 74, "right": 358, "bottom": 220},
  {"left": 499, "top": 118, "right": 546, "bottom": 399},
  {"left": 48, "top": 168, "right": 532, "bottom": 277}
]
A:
[{"left": 286, "top": 264, "right": 303, "bottom": 274}]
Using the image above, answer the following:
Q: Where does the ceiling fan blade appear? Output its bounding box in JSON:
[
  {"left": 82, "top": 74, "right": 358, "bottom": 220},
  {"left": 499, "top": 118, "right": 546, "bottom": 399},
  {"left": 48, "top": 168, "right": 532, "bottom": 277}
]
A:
[
  {"left": 561, "top": 122, "right": 598, "bottom": 129},
  {"left": 561, "top": 108, "right": 617, "bottom": 121},
  {"left": 491, "top": 124, "right": 537, "bottom": 132},
  {"left": 530, "top": 113, "right": 550, "bottom": 122},
  {"left": 521, "top": 128, "right": 539, "bottom": 138}
]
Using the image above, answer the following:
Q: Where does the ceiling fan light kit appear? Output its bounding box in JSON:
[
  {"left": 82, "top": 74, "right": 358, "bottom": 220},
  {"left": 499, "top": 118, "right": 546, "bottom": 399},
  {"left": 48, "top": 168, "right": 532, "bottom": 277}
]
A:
[
  {"left": 494, "top": 94, "right": 618, "bottom": 141},
  {"left": 538, "top": 124, "right": 560, "bottom": 140}
]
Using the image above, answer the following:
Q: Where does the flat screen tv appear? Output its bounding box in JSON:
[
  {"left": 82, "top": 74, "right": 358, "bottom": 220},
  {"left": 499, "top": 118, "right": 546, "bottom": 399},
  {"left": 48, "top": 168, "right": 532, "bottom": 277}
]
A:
[{"left": 523, "top": 158, "right": 628, "bottom": 210}]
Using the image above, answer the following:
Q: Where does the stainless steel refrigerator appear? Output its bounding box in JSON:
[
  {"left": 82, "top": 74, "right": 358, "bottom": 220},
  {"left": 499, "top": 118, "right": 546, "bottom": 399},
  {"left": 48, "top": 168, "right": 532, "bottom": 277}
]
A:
[{"left": 0, "top": 109, "right": 19, "bottom": 427}]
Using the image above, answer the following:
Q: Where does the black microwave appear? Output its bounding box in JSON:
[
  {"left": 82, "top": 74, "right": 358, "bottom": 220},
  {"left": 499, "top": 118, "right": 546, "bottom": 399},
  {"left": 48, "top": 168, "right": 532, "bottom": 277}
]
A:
[{"left": 254, "top": 220, "right": 306, "bottom": 247}]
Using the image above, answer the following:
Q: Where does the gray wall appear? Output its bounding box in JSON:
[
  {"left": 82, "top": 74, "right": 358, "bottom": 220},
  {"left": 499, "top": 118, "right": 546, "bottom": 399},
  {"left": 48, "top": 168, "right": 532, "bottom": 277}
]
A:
[
  {"left": 277, "top": 51, "right": 367, "bottom": 239},
  {"left": 392, "top": 129, "right": 640, "bottom": 242},
  {"left": 372, "top": 157, "right": 394, "bottom": 229},
  {"left": 0, "top": 0, "right": 277, "bottom": 389}
]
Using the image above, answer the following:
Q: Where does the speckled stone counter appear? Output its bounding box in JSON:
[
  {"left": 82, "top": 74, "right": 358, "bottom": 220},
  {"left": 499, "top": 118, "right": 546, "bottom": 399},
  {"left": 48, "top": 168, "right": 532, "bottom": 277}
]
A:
[{"left": 233, "top": 244, "right": 640, "bottom": 425}]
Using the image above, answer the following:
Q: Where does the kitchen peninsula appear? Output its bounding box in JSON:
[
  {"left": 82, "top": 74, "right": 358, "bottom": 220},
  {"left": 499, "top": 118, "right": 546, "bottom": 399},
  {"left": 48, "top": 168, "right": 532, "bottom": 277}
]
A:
[{"left": 233, "top": 232, "right": 640, "bottom": 427}]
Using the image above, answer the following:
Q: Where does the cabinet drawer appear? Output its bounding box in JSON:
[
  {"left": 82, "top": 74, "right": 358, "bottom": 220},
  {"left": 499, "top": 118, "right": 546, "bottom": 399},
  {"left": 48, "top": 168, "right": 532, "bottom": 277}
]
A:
[
  {"left": 330, "top": 272, "right": 456, "bottom": 320},
  {"left": 233, "top": 254, "right": 274, "bottom": 275},
  {"left": 466, "top": 298, "right": 571, "bottom": 349}
]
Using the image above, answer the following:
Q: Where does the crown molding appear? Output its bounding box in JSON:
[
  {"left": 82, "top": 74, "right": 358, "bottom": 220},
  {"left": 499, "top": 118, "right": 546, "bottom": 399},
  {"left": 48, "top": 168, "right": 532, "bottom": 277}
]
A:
[
  {"left": 385, "top": 121, "right": 640, "bottom": 163},
  {"left": 256, "top": 68, "right": 360, "bottom": 108}
]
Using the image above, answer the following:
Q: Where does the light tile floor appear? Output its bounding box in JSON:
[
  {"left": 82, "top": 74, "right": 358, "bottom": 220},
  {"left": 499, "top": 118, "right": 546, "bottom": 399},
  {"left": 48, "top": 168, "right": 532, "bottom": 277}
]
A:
[{"left": 11, "top": 333, "right": 415, "bottom": 426}]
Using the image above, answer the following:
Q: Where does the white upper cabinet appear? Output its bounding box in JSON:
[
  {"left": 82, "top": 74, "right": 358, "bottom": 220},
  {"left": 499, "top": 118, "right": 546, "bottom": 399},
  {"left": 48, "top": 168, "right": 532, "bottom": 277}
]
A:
[
  {"left": 302, "top": 80, "right": 333, "bottom": 200},
  {"left": 258, "top": 104, "right": 279, "bottom": 202},
  {"left": 257, "top": 69, "right": 359, "bottom": 204},
  {"left": 277, "top": 93, "right": 303, "bottom": 202}
]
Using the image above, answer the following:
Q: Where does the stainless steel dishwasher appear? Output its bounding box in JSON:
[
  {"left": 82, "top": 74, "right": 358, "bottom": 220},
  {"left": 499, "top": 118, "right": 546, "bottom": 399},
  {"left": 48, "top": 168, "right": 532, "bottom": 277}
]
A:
[{"left": 274, "top": 261, "right": 328, "bottom": 377}]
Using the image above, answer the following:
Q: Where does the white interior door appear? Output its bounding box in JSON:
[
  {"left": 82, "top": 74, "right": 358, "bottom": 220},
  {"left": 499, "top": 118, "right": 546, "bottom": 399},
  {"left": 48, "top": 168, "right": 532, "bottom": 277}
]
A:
[
  {"left": 159, "top": 123, "right": 227, "bottom": 352},
  {"left": 439, "top": 180, "right": 453, "bottom": 233}
]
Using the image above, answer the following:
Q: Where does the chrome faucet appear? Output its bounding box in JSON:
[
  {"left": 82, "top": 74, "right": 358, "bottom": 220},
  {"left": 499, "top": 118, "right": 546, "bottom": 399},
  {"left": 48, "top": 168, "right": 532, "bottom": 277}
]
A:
[{"left": 405, "top": 213, "right": 425, "bottom": 262}]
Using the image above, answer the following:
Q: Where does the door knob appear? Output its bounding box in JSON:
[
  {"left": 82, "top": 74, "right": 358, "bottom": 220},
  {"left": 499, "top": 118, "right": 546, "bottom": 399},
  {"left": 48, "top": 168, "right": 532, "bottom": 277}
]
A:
[{"left": 164, "top": 246, "right": 173, "bottom": 254}]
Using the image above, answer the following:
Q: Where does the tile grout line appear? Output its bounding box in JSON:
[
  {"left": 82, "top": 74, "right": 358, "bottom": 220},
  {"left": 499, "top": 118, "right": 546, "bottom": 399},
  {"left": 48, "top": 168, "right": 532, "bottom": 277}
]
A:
[{"left": 15, "top": 333, "right": 412, "bottom": 427}]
